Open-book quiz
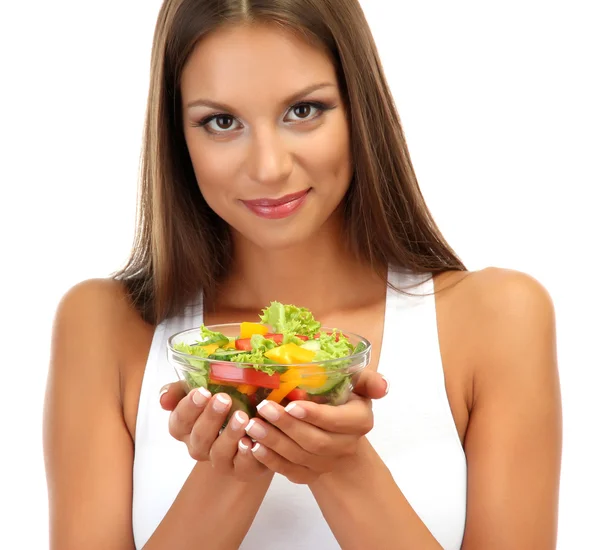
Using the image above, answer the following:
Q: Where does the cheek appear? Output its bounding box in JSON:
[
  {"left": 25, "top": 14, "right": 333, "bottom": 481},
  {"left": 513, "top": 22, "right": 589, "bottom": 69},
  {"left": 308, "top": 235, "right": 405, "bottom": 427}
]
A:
[
  {"left": 303, "top": 119, "right": 352, "bottom": 194},
  {"left": 186, "top": 138, "right": 243, "bottom": 203}
]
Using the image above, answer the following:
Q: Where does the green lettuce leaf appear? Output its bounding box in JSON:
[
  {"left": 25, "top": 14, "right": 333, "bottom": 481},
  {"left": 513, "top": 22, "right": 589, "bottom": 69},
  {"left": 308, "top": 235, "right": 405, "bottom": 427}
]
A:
[
  {"left": 173, "top": 342, "right": 211, "bottom": 358},
  {"left": 259, "top": 301, "right": 321, "bottom": 337},
  {"left": 184, "top": 369, "right": 209, "bottom": 389},
  {"left": 250, "top": 334, "right": 278, "bottom": 352},
  {"left": 173, "top": 342, "right": 210, "bottom": 388},
  {"left": 313, "top": 331, "right": 354, "bottom": 362},
  {"left": 354, "top": 341, "right": 368, "bottom": 354},
  {"left": 230, "top": 334, "right": 286, "bottom": 375},
  {"left": 197, "top": 325, "right": 229, "bottom": 346},
  {"left": 282, "top": 333, "right": 305, "bottom": 346}
]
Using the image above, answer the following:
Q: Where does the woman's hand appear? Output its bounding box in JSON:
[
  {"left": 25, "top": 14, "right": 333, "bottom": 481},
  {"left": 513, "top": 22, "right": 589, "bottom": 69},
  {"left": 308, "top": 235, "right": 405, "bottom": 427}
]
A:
[
  {"left": 244, "top": 371, "right": 389, "bottom": 484},
  {"left": 159, "top": 383, "right": 268, "bottom": 481}
]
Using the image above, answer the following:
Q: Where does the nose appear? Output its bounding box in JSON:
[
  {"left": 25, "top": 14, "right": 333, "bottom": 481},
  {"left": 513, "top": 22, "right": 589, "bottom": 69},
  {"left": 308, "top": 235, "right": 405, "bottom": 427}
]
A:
[{"left": 246, "top": 126, "right": 293, "bottom": 186}]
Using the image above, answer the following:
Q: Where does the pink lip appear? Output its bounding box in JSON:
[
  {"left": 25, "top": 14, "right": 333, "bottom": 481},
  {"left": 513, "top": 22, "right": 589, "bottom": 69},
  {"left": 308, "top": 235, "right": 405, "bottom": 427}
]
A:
[
  {"left": 242, "top": 189, "right": 310, "bottom": 207},
  {"left": 241, "top": 189, "right": 311, "bottom": 220}
]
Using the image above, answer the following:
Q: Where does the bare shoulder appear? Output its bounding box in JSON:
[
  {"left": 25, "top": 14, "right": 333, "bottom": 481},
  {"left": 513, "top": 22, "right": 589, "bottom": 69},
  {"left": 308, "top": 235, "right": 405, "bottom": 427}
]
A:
[
  {"left": 50, "top": 277, "right": 151, "bottom": 395},
  {"left": 448, "top": 267, "right": 556, "bottom": 371},
  {"left": 55, "top": 277, "right": 138, "bottom": 325},
  {"left": 435, "top": 266, "right": 556, "bottom": 348},
  {"left": 55, "top": 277, "right": 151, "bottom": 344},
  {"left": 436, "top": 266, "right": 553, "bottom": 308}
]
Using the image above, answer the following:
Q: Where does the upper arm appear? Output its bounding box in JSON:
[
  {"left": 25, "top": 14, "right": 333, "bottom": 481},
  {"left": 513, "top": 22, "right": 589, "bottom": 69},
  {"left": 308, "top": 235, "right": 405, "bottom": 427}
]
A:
[
  {"left": 461, "top": 268, "right": 562, "bottom": 550},
  {"left": 43, "top": 280, "right": 136, "bottom": 550}
]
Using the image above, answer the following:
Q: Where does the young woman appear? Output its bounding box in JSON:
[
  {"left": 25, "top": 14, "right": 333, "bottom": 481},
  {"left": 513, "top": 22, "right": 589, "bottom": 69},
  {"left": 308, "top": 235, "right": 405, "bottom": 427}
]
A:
[{"left": 43, "top": 1, "right": 562, "bottom": 549}]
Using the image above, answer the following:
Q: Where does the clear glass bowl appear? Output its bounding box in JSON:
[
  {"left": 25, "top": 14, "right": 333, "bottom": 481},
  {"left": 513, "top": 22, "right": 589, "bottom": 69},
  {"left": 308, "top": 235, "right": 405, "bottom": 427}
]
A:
[{"left": 166, "top": 323, "right": 371, "bottom": 419}]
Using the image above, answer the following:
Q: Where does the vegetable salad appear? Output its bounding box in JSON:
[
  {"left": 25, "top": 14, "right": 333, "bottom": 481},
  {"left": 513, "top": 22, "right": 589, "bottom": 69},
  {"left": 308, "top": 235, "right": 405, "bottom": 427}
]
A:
[{"left": 171, "top": 302, "right": 368, "bottom": 417}]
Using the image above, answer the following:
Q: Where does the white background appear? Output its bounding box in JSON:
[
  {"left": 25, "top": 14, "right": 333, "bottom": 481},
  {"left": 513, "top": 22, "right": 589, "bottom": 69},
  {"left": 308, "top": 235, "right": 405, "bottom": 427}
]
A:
[{"left": 1, "top": 1, "right": 598, "bottom": 548}]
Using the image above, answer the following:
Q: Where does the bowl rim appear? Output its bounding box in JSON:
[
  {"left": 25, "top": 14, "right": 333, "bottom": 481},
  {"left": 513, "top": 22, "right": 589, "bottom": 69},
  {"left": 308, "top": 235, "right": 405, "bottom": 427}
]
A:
[{"left": 166, "top": 322, "right": 372, "bottom": 369}]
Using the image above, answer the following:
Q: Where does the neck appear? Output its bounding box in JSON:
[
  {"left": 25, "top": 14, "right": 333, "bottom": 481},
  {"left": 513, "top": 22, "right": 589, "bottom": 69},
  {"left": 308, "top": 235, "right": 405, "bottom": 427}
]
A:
[{"left": 215, "top": 219, "right": 386, "bottom": 317}]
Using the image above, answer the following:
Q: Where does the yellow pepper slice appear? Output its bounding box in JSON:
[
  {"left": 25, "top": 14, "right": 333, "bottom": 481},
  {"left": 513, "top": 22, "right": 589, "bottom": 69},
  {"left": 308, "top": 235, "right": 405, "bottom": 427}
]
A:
[
  {"left": 267, "top": 365, "right": 329, "bottom": 401},
  {"left": 264, "top": 343, "right": 316, "bottom": 365},
  {"left": 267, "top": 380, "right": 299, "bottom": 404},
  {"left": 240, "top": 322, "right": 269, "bottom": 339},
  {"left": 223, "top": 338, "right": 237, "bottom": 350},
  {"left": 237, "top": 384, "right": 258, "bottom": 395},
  {"left": 296, "top": 366, "right": 328, "bottom": 389},
  {"left": 281, "top": 366, "right": 328, "bottom": 388},
  {"left": 281, "top": 367, "right": 303, "bottom": 383},
  {"left": 199, "top": 343, "right": 219, "bottom": 355}
]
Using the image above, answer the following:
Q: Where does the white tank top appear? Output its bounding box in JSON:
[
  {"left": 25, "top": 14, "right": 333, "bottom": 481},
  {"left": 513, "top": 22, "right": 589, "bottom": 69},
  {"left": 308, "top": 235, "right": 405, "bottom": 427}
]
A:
[{"left": 132, "top": 269, "right": 467, "bottom": 549}]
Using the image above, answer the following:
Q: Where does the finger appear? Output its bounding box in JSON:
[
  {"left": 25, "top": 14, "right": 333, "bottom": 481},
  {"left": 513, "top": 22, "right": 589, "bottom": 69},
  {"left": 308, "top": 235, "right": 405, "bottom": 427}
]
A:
[
  {"left": 352, "top": 370, "right": 389, "bottom": 400},
  {"left": 255, "top": 400, "right": 357, "bottom": 457},
  {"left": 233, "top": 436, "right": 269, "bottom": 480},
  {"left": 209, "top": 410, "right": 250, "bottom": 474},
  {"left": 244, "top": 415, "right": 321, "bottom": 466},
  {"left": 250, "top": 442, "right": 315, "bottom": 485},
  {"left": 168, "top": 386, "right": 212, "bottom": 440},
  {"left": 188, "top": 393, "right": 233, "bottom": 460},
  {"left": 159, "top": 380, "right": 190, "bottom": 411},
  {"left": 282, "top": 398, "right": 374, "bottom": 435}
]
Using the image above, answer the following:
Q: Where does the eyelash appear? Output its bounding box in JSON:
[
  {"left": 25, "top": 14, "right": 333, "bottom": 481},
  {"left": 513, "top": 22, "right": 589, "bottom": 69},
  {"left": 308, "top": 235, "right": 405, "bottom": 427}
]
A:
[{"left": 192, "top": 101, "right": 334, "bottom": 135}]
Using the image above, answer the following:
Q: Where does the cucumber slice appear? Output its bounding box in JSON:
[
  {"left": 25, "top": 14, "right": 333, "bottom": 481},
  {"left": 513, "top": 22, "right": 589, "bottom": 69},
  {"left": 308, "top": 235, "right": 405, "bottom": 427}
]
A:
[
  {"left": 300, "top": 372, "right": 344, "bottom": 395},
  {"left": 327, "top": 377, "right": 353, "bottom": 405},
  {"left": 229, "top": 395, "right": 251, "bottom": 418},
  {"left": 208, "top": 349, "right": 245, "bottom": 361},
  {"left": 300, "top": 339, "right": 321, "bottom": 352},
  {"left": 354, "top": 342, "right": 367, "bottom": 354}
]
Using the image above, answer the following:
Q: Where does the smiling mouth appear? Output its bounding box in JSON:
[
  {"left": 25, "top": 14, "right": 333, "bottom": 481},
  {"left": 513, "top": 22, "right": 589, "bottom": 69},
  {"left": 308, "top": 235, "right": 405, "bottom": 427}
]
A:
[
  {"left": 241, "top": 189, "right": 311, "bottom": 220},
  {"left": 242, "top": 189, "right": 310, "bottom": 207}
]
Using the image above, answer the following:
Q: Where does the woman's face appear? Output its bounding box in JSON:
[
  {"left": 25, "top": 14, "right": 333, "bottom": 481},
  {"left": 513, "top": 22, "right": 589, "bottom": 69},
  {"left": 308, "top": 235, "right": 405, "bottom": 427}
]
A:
[{"left": 180, "top": 23, "right": 352, "bottom": 250}]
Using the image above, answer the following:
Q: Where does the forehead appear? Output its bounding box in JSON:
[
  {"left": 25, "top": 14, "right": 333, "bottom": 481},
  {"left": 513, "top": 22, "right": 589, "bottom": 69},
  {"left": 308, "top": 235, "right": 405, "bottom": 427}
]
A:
[{"left": 180, "top": 23, "right": 337, "bottom": 105}]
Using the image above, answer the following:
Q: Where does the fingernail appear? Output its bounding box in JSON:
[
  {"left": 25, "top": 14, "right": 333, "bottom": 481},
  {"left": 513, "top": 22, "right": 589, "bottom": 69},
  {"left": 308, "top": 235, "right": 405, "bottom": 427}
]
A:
[
  {"left": 238, "top": 440, "right": 249, "bottom": 454},
  {"left": 245, "top": 419, "right": 267, "bottom": 440},
  {"left": 257, "top": 400, "right": 280, "bottom": 422},
  {"left": 192, "top": 387, "right": 211, "bottom": 407},
  {"left": 381, "top": 375, "right": 390, "bottom": 395},
  {"left": 213, "top": 394, "right": 231, "bottom": 413},
  {"left": 230, "top": 411, "right": 246, "bottom": 431},
  {"left": 251, "top": 442, "right": 266, "bottom": 458},
  {"left": 285, "top": 402, "right": 307, "bottom": 419},
  {"left": 159, "top": 386, "right": 169, "bottom": 405}
]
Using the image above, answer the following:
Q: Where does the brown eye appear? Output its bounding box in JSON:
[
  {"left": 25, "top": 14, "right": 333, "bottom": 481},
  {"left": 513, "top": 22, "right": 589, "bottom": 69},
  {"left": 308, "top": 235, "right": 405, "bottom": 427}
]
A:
[
  {"left": 285, "top": 101, "right": 331, "bottom": 123},
  {"left": 198, "top": 113, "right": 242, "bottom": 134},
  {"left": 215, "top": 115, "right": 234, "bottom": 129},
  {"left": 293, "top": 104, "right": 312, "bottom": 119}
]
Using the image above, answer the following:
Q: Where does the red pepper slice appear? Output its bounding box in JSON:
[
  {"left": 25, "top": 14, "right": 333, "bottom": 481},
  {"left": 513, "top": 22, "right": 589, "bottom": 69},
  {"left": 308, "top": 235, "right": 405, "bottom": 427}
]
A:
[
  {"left": 234, "top": 338, "right": 253, "bottom": 351},
  {"left": 210, "top": 362, "right": 280, "bottom": 389},
  {"left": 264, "top": 333, "right": 309, "bottom": 343},
  {"left": 286, "top": 388, "right": 308, "bottom": 401}
]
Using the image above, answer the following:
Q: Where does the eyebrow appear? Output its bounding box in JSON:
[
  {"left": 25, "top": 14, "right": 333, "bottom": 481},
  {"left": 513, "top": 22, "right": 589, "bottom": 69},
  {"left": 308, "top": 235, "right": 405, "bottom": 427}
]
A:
[{"left": 185, "top": 82, "right": 336, "bottom": 112}]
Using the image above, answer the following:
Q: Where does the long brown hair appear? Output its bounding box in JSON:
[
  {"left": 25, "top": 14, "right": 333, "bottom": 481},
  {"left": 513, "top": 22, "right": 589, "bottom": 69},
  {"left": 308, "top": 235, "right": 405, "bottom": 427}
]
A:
[{"left": 113, "top": 0, "right": 466, "bottom": 325}]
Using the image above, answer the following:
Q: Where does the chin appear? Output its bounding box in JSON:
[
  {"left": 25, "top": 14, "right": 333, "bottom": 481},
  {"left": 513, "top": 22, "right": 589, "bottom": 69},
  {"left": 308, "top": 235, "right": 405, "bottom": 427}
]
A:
[{"left": 233, "top": 219, "right": 319, "bottom": 251}]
